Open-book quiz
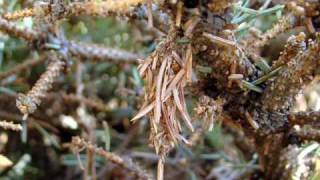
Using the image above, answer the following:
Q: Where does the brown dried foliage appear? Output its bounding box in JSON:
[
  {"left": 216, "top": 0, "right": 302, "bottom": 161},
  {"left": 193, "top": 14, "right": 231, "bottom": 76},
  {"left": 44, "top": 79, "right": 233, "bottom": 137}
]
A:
[{"left": 132, "top": 26, "right": 194, "bottom": 157}]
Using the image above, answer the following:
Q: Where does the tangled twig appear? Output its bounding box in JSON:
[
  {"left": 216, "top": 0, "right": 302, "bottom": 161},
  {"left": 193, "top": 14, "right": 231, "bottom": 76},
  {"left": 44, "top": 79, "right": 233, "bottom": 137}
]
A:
[{"left": 70, "top": 136, "right": 153, "bottom": 180}]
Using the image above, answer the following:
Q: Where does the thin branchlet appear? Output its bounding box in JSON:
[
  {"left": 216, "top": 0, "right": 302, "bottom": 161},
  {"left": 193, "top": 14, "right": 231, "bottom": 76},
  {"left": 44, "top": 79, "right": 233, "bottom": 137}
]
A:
[{"left": 68, "top": 41, "right": 142, "bottom": 63}]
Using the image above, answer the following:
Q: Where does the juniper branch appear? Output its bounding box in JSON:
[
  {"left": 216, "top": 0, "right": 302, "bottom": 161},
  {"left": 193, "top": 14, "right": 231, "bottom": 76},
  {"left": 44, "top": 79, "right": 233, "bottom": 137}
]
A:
[
  {"left": 16, "top": 53, "right": 65, "bottom": 115},
  {"left": 0, "top": 17, "right": 142, "bottom": 63},
  {"left": 0, "top": 110, "right": 58, "bottom": 133},
  {"left": 261, "top": 33, "right": 320, "bottom": 112},
  {"left": 68, "top": 41, "right": 143, "bottom": 63}
]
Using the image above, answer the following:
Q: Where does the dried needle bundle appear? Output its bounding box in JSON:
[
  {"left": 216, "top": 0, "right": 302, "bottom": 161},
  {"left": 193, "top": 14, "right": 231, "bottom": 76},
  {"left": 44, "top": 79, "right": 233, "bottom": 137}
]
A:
[{"left": 131, "top": 27, "right": 194, "bottom": 162}]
